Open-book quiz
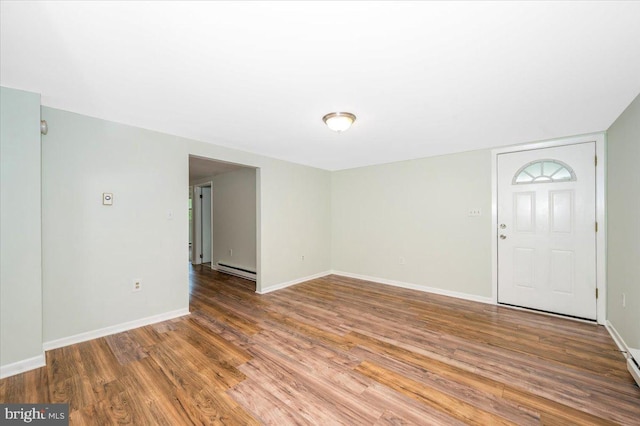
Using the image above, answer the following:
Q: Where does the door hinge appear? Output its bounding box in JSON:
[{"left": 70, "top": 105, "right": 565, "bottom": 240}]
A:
[
  {"left": 199, "top": 254, "right": 203, "bottom": 259},
  {"left": 595, "top": 155, "right": 598, "bottom": 167},
  {"left": 596, "top": 288, "right": 599, "bottom": 299},
  {"left": 200, "top": 194, "right": 203, "bottom": 199},
  {"left": 595, "top": 222, "right": 598, "bottom": 232}
]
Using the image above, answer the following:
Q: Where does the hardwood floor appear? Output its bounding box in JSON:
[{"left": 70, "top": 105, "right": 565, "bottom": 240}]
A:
[{"left": 2, "top": 265, "right": 639, "bottom": 424}]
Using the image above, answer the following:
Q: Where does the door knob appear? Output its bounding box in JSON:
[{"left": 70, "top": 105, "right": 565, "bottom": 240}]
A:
[
  {"left": 499, "top": 234, "right": 507, "bottom": 240},
  {"left": 500, "top": 224, "right": 507, "bottom": 229}
]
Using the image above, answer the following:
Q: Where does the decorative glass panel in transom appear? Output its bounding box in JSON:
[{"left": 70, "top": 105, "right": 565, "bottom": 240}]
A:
[{"left": 512, "top": 159, "right": 576, "bottom": 185}]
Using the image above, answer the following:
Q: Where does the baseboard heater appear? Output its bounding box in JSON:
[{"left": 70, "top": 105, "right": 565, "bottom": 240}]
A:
[
  {"left": 216, "top": 263, "right": 256, "bottom": 281},
  {"left": 628, "top": 348, "right": 640, "bottom": 388}
]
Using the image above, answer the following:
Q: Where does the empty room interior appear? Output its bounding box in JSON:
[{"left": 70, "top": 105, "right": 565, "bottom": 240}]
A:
[{"left": 2, "top": 2, "right": 640, "bottom": 424}]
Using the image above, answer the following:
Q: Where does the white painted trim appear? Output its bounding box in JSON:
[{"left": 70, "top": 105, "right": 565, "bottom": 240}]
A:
[
  {"left": 491, "top": 132, "right": 607, "bottom": 324},
  {"left": 605, "top": 320, "right": 631, "bottom": 358},
  {"left": 0, "top": 354, "right": 46, "bottom": 379},
  {"left": 627, "top": 358, "right": 640, "bottom": 388},
  {"left": 331, "top": 270, "right": 494, "bottom": 305},
  {"left": 491, "top": 149, "right": 498, "bottom": 304},
  {"left": 596, "top": 134, "right": 607, "bottom": 325},
  {"left": 192, "top": 181, "right": 213, "bottom": 265},
  {"left": 43, "top": 308, "right": 190, "bottom": 351},
  {"left": 192, "top": 185, "right": 202, "bottom": 265},
  {"left": 606, "top": 321, "right": 640, "bottom": 387},
  {"left": 257, "top": 271, "right": 332, "bottom": 294},
  {"left": 212, "top": 263, "right": 257, "bottom": 281},
  {"left": 255, "top": 168, "right": 262, "bottom": 293},
  {"left": 190, "top": 176, "right": 216, "bottom": 187}
]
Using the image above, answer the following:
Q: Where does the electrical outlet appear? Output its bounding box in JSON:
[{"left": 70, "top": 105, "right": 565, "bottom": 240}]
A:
[
  {"left": 301, "top": 255, "right": 305, "bottom": 261},
  {"left": 229, "top": 249, "right": 233, "bottom": 256},
  {"left": 399, "top": 256, "right": 406, "bottom": 265},
  {"left": 468, "top": 208, "right": 482, "bottom": 217},
  {"left": 622, "top": 293, "right": 626, "bottom": 308},
  {"left": 132, "top": 279, "right": 142, "bottom": 292}
]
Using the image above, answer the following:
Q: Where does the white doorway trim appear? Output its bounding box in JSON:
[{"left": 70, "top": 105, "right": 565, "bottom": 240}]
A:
[
  {"left": 192, "top": 186, "right": 201, "bottom": 265},
  {"left": 255, "top": 167, "right": 262, "bottom": 293},
  {"left": 192, "top": 181, "right": 213, "bottom": 266},
  {"left": 491, "top": 132, "right": 606, "bottom": 324}
]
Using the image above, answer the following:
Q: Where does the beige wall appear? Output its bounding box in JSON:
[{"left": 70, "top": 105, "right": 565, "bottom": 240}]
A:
[
  {"left": 41, "top": 107, "right": 332, "bottom": 343},
  {"left": 212, "top": 167, "right": 257, "bottom": 272},
  {"left": 0, "top": 87, "right": 43, "bottom": 374},
  {"left": 607, "top": 92, "right": 640, "bottom": 350},
  {"left": 331, "top": 149, "right": 493, "bottom": 299}
]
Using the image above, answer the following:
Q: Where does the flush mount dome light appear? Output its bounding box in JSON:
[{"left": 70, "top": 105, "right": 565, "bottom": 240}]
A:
[{"left": 322, "top": 112, "right": 356, "bottom": 132}]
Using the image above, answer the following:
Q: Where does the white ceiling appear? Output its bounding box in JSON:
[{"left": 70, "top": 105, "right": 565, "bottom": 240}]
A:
[{"left": 2, "top": 1, "right": 640, "bottom": 171}]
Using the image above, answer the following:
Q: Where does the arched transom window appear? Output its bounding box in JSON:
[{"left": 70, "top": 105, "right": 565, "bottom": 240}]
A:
[{"left": 512, "top": 159, "right": 576, "bottom": 185}]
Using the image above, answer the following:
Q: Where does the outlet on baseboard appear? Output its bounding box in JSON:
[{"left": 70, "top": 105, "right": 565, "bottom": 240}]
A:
[{"left": 132, "top": 279, "right": 142, "bottom": 292}]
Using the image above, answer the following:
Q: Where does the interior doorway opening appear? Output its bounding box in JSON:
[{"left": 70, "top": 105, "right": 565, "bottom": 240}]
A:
[{"left": 188, "top": 155, "right": 259, "bottom": 289}]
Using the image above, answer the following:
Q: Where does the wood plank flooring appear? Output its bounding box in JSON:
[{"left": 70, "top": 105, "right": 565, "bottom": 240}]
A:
[{"left": 2, "top": 264, "right": 639, "bottom": 424}]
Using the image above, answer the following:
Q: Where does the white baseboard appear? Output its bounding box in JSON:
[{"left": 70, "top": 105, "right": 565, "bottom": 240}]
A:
[
  {"left": 213, "top": 264, "right": 257, "bottom": 281},
  {"left": 0, "top": 353, "right": 46, "bottom": 379},
  {"left": 628, "top": 358, "right": 640, "bottom": 388},
  {"left": 605, "top": 320, "right": 631, "bottom": 358},
  {"left": 256, "top": 269, "right": 494, "bottom": 304},
  {"left": 330, "top": 270, "right": 494, "bottom": 305},
  {"left": 43, "top": 308, "right": 190, "bottom": 351},
  {"left": 608, "top": 321, "right": 640, "bottom": 387},
  {"left": 257, "top": 270, "right": 332, "bottom": 294}
]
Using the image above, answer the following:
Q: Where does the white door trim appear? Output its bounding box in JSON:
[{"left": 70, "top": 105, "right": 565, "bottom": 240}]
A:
[
  {"left": 192, "top": 181, "right": 213, "bottom": 266},
  {"left": 192, "top": 186, "right": 202, "bottom": 265},
  {"left": 491, "top": 132, "right": 606, "bottom": 324}
]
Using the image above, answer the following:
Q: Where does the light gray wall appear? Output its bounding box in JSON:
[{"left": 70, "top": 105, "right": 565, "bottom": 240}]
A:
[
  {"left": 212, "top": 168, "right": 257, "bottom": 272},
  {"left": 41, "top": 106, "right": 332, "bottom": 342},
  {"left": 607, "top": 92, "right": 640, "bottom": 350},
  {"left": 331, "top": 149, "right": 492, "bottom": 298},
  {"left": 42, "top": 107, "right": 189, "bottom": 342},
  {"left": 0, "top": 87, "right": 43, "bottom": 370}
]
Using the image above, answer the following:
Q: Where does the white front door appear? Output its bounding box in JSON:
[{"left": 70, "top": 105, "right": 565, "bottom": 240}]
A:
[{"left": 497, "top": 143, "right": 597, "bottom": 319}]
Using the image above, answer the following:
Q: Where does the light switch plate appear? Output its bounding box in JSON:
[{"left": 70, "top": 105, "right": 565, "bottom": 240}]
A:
[{"left": 103, "top": 193, "right": 113, "bottom": 205}]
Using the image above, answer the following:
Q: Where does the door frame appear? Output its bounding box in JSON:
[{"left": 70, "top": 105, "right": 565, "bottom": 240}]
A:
[
  {"left": 491, "top": 132, "right": 606, "bottom": 324},
  {"left": 192, "top": 181, "right": 213, "bottom": 266}
]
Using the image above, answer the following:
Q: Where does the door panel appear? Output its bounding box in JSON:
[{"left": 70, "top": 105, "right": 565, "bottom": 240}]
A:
[
  {"left": 497, "top": 143, "right": 596, "bottom": 319},
  {"left": 513, "top": 248, "right": 535, "bottom": 288},
  {"left": 549, "top": 250, "right": 573, "bottom": 294},
  {"left": 515, "top": 192, "right": 535, "bottom": 232},
  {"left": 550, "top": 191, "right": 572, "bottom": 233}
]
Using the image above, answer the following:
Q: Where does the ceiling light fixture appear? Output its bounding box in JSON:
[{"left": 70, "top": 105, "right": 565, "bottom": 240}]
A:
[{"left": 322, "top": 112, "right": 356, "bottom": 132}]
